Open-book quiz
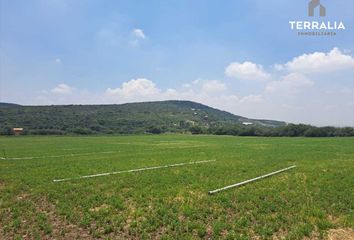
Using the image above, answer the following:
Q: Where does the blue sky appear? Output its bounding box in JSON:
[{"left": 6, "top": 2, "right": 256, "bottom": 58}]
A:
[{"left": 1, "top": 0, "right": 354, "bottom": 126}]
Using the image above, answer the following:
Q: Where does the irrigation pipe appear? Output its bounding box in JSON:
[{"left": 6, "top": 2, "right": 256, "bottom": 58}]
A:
[
  {"left": 0, "top": 151, "right": 117, "bottom": 160},
  {"left": 208, "top": 165, "right": 296, "bottom": 195},
  {"left": 53, "top": 159, "right": 216, "bottom": 182}
]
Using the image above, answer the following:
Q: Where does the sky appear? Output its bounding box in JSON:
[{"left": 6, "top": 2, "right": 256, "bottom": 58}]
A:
[{"left": 0, "top": 0, "right": 354, "bottom": 126}]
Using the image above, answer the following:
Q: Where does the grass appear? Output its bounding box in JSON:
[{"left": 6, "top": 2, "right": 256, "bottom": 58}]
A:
[{"left": 0, "top": 135, "right": 353, "bottom": 239}]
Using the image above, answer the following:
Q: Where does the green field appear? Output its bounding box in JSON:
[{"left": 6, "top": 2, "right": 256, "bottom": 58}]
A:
[{"left": 0, "top": 135, "right": 353, "bottom": 239}]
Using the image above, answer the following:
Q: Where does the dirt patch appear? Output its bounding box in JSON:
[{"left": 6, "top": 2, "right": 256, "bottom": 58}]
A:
[
  {"left": 0, "top": 226, "right": 6, "bottom": 240},
  {"left": 302, "top": 231, "right": 320, "bottom": 240},
  {"left": 302, "top": 228, "right": 354, "bottom": 240},
  {"left": 327, "top": 228, "right": 354, "bottom": 240},
  {"left": 149, "top": 225, "right": 168, "bottom": 239},
  {"left": 173, "top": 195, "right": 185, "bottom": 203},
  {"left": 37, "top": 198, "right": 93, "bottom": 240},
  {"left": 272, "top": 229, "right": 288, "bottom": 239},
  {"left": 205, "top": 225, "right": 213, "bottom": 239},
  {"left": 178, "top": 215, "right": 186, "bottom": 222},
  {"left": 188, "top": 190, "right": 206, "bottom": 200},
  {"left": 327, "top": 215, "right": 343, "bottom": 225},
  {"left": 1, "top": 197, "right": 94, "bottom": 239},
  {"left": 16, "top": 193, "right": 30, "bottom": 200},
  {"left": 249, "top": 229, "right": 261, "bottom": 240},
  {"left": 89, "top": 204, "right": 110, "bottom": 212},
  {"left": 220, "top": 229, "right": 229, "bottom": 238}
]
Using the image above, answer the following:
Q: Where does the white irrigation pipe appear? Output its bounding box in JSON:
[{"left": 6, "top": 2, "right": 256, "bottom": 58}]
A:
[
  {"left": 1, "top": 145, "right": 212, "bottom": 160},
  {"left": 208, "top": 165, "right": 296, "bottom": 195},
  {"left": 0, "top": 151, "right": 117, "bottom": 160},
  {"left": 53, "top": 159, "right": 216, "bottom": 182}
]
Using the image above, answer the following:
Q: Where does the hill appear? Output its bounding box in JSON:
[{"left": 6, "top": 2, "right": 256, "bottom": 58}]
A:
[
  {"left": 0, "top": 100, "right": 286, "bottom": 135},
  {"left": 0, "top": 102, "right": 21, "bottom": 108}
]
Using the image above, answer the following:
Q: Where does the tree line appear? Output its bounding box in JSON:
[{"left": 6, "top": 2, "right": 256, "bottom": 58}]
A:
[
  {"left": 189, "top": 124, "right": 354, "bottom": 137},
  {"left": 1, "top": 123, "right": 353, "bottom": 137}
]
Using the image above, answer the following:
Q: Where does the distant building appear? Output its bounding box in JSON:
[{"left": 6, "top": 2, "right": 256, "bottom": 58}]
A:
[
  {"left": 242, "top": 122, "right": 253, "bottom": 126},
  {"left": 12, "top": 128, "right": 23, "bottom": 135}
]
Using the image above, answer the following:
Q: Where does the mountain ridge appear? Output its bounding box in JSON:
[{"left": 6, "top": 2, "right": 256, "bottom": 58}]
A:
[{"left": 0, "top": 100, "right": 286, "bottom": 135}]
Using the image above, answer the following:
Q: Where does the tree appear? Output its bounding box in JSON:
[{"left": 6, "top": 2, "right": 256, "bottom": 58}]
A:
[
  {"left": 189, "top": 126, "right": 204, "bottom": 134},
  {"left": 0, "top": 127, "right": 13, "bottom": 135},
  {"left": 146, "top": 126, "right": 162, "bottom": 134},
  {"left": 304, "top": 127, "right": 327, "bottom": 137}
]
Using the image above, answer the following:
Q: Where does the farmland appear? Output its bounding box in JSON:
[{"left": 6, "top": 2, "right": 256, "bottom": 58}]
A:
[{"left": 0, "top": 135, "right": 353, "bottom": 239}]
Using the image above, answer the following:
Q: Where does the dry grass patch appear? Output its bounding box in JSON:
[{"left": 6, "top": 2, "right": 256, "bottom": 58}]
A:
[
  {"left": 37, "top": 198, "right": 93, "bottom": 240},
  {"left": 327, "top": 228, "right": 354, "bottom": 240},
  {"left": 89, "top": 204, "right": 110, "bottom": 213}
]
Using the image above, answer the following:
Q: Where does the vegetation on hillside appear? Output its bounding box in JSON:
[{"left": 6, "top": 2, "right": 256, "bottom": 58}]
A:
[{"left": 0, "top": 101, "right": 353, "bottom": 137}]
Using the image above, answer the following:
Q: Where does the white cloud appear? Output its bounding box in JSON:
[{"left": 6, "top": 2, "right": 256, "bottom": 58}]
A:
[
  {"left": 192, "top": 79, "right": 200, "bottom": 85},
  {"left": 105, "top": 78, "right": 159, "bottom": 98},
  {"left": 225, "top": 61, "right": 270, "bottom": 80},
  {"left": 273, "top": 64, "right": 284, "bottom": 71},
  {"left": 51, "top": 83, "right": 74, "bottom": 95},
  {"left": 105, "top": 78, "right": 228, "bottom": 102},
  {"left": 265, "top": 73, "right": 314, "bottom": 95},
  {"left": 280, "top": 48, "right": 354, "bottom": 73},
  {"left": 103, "top": 78, "right": 245, "bottom": 115},
  {"left": 55, "top": 58, "right": 61, "bottom": 63},
  {"left": 132, "top": 28, "right": 146, "bottom": 39},
  {"left": 29, "top": 72, "right": 353, "bottom": 126},
  {"left": 24, "top": 48, "right": 354, "bottom": 126},
  {"left": 340, "top": 87, "right": 353, "bottom": 94},
  {"left": 239, "top": 94, "right": 264, "bottom": 103},
  {"left": 201, "top": 80, "right": 227, "bottom": 93}
]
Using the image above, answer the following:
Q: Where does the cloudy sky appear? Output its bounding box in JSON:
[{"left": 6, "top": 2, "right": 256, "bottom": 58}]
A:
[{"left": 1, "top": 0, "right": 354, "bottom": 126}]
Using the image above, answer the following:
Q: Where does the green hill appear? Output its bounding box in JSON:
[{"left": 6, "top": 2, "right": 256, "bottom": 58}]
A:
[
  {"left": 0, "top": 102, "right": 21, "bottom": 108},
  {"left": 0, "top": 100, "right": 285, "bottom": 135}
]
